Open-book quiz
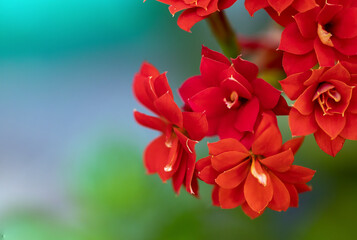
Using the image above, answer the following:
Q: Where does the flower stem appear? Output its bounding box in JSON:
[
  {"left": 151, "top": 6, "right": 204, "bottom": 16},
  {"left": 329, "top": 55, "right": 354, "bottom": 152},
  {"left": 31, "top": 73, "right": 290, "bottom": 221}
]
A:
[{"left": 207, "top": 11, "right": 240, "bottom": 58}]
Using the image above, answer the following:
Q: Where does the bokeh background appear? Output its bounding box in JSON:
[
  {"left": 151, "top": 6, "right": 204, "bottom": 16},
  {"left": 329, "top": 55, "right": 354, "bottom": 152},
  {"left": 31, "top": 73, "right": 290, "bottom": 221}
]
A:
[{"left": 0, "top": 1, "right": 356, "bottom": 239}]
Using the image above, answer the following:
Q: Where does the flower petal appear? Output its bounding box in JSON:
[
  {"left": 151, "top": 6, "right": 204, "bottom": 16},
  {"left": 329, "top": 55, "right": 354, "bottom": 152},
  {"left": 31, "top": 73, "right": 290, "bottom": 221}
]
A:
[
  {"left": 284, "top": 183, "right": 299, "bottom": 207},
  {"left": 333, "top": 36, "right": 357, "bottom": 56},
  {"left": 294, "top": 7, "right": 319, "bottom": 39},
  {"left": 281, "top": 136, "right": 305, "bottom": 155},
  {"left": 188, "top": 87, "right": 227, "bottom": 117},
  {"left": 212, "top": 151, "right": 250, "bottom": 172},
  {"left": 179, "top": 75, "right": 207, "bottom": 105},
  {"left": 314, "top": 129, "right": 345, "bottom": 156},
  {"left": 231, "top": 56, "right": 259, "bottom": 81},
  {"left": 293, "top": 85, "right": 316, "bottom": 115},
  {"left": 315, "top": 107, "right": 346, "bottom": 139},
  {"left": 177, "top": 8, "right": 206, "bottom": 32},
  {"left": 279, "top": 23, "right": 315, "bottom": 55},
  {"left": 340, "top": 113, "right": 357, "bottom": 140},
  {"left": 274, "top": 165, "right": 315, "bottom": 184},
  {"left": 208, "top": 138, "right": 249, "bottom": 155},
  {"left": 133, "top": 110, "right": 166, "bottom": 132},
  {"left": 144, "top": 135, "right": 170, "bottom": 175},
  {"left": 183, "top": 111, "right": 208, "bottom": 141},
  {"left": 314, "top": 38, "right": 336, "bottom": 67},
  {"left": 268, "top": 0, "right": 294, "bottom": 14},
  {"left": 244, "top": 169, "right": 273, "bottom": 213},
  {"left": 280, "top": 71, "right": 312, "bottom": 100},
  {"left": 216, "top": 160, "right": 250, "bottom": 189},
  {"left": 234, "top": 97, "right": 260, "bottom": 132},
  {"left": 252, "top": 78, "right": 281, "bottom": 110},
  {"left": 289, "top": 108, "right": 318, "bottom": 136},
  {"left": 198, "top": 165, "right": 218, "bottom": 184},
  {"left": 219, "top": 183, "right": 246, "bottom": 209},
  {"left": 283, "top": 51, "right": 317, "bottom": 75},
  {"left": 260, "top": 149, "right": 294, "bottom": 172},
  {"left": 268, "top": 172, "right": 290, "bottom": 211},
  {"left": 244, "top": 0, "right": 269, "bottom": 16},
  {"left": 241, "top": 202, "right": 264, "bottom": 219}
]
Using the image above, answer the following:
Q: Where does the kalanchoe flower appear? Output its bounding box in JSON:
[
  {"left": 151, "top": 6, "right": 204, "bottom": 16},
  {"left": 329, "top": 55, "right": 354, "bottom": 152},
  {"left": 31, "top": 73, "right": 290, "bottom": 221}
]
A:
[
  {"left": 179, "top": 46, "right": 289, "bottom": 148},
  {"left": 278, "top": 0, "right": 357, "bottom": 75},
  {"left": 196, "top": 112, "right": 315, "bottom": 219},
  {"left": 281, "top": 61, "right": 357, "bottom": 156},
  {"left": 133, "top": 62, "right": 208, "bottom": 195},
  {"left": 148, "top": 0, "right": 237, "bottom": 32},
  {"left": 245, "top": 0, "right": 317, "bottom": 26}
]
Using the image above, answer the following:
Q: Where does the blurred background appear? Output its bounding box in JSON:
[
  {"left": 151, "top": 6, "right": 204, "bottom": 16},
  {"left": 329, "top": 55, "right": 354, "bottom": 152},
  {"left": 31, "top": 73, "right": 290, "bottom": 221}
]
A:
[{"left": 0, "top": 0, "right": 356, "bottom": 239}]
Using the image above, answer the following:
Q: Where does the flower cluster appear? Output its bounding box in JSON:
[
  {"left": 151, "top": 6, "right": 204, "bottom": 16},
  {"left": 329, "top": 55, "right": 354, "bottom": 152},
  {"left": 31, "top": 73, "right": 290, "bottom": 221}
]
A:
[{"left": 133, "top": 0, "right": 356, "bottom": 219}]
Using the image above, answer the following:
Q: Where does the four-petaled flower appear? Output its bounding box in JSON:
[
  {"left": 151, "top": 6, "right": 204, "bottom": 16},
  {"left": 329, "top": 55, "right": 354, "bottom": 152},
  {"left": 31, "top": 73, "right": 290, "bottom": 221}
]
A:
[
  {"left": 133, "top": 62, "right": 208, "bottom": 195},
  {"left": 179, "top": 46, "right": 288, "bottom": 148},
  {"left": 281, "top": 61, "right": 357, "bottom": 156},
  {"left": 196, "top": 112, "right": 315, "bottom": 218},
  {"left": 279, "top": 0, "right": 357, "bottom": 75}
]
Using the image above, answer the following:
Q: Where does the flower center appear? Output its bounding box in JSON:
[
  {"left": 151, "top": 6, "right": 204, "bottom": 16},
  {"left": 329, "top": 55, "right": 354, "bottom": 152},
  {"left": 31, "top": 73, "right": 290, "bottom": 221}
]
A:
[
  {"left": 313, "top": 83, "right": 341, "bottom": 116},
  {"left": 317, "top": 24, "right": 334, "bottom": 47},
  {"left": 249, "top": 152, "right": 267, "bottom": 186},
  {"left": 223, "top": 91, "right": 241, "bottom": 109}
]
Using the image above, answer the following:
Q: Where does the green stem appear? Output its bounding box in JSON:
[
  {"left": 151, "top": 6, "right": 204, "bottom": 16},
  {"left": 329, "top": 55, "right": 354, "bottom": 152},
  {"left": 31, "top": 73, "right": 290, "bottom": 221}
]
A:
[{"left": 206, "top": 11, "right": 240, "bottom": 59}]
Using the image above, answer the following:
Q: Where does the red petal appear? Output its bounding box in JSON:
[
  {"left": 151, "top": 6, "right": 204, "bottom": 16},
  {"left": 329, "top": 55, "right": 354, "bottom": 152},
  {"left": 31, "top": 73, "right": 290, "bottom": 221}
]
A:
[
  {"left": 347, "top": 87, "right": 357, "bottom": 113},
  {"left": 294, "top": 8, "right": 318, "bottom": 38},
  {"left": 260, "top": 149, "right": 294, "bottom": 172},
  {"left": 188, "top": 87, "right": 226, "bottom": 117},
  {"left": 218, "top": 0, "right": 238, "bottom": 10},
  {"left": 289, "top": 108, "right": 318, "bottom": 136},
  {"left": 200, "top": 57, "right": 229, "bottom": 86},
  {"left": 268, "top": 0, "right": 294, "bottom": 14},
  {"left": 171, "top": 151, "right": 187, "bottom": 194},
  {"left": 219, "top": 183, "right": 245, "bottom": 209},
  {"left": 319, "top": 62, "right": 351, "bottom": 83},
  {"left": 217, "top": 111, "right": 244, "bottom": 140},
  {"left": 154, "top": 92, "right": 183, "bottom": 127},
  {"left": 272, "top": 95, "right": 292, "bottom": 116},
  {"left": 340, "top": 113, "right": 357, "bottom": 140},
  {"left": 268, "top": 172, "right": 290, "bottom": 211},
  {"left": 281, "top": 136, "right": 305, "bottom": 155},
  {"left": 279, "top": 23, "right": 315, "bottom": 55},
  {"left": 234, "top": 97, "right": 260, "bottom": 132},
  {"left": 293, "top": 85, "right": 316, "bottom": 115},
  {"left": 253, "top": 78, "right": 281, "bottom": 110},
  {"left": 144, "top": 135, "right": 169, "bottom": 174},
  {"left": 216, "top": 160, "right": 250, "bottom": 189},
  {"left": 252, "top": 113, "right": 282, "bottom": 156},
  {"left": 284, "top": 183, "right": 299, "bottom": 207},
  {"left": 139, "top": 61, "right": 160, "bottom": 78},
  {"left": 153, "top": 73, "right": 174, "bottom": 98},
  {"left": 208, "top": 138, "right": 249, "bottom": 155},
  {"left": 201, "top": 45, "right": 231, "bottom": 65},
  {"left": 133, "top": 110, "right": 166, "bottom": 132},
  {"left": 292, "top": 0, "right": 319, "bottom": 14},
  {"left": 133, "top": 74, "right": 156, "bottom": 113},
  {"left": 282, "top": 51, "right": 317, "bottom": 75},
  {"left": 314, "top": 128, "right": 345, "bottom": 156},
  {"left": 244, "top": 169, "right": 273, "bottom": 213},
  {"left": 212, "top": 151, "right": 250, "bottom": 172},
  {"left": 315, "top": 107, "right": 346, "bottom": 139},
  {"left": 196, "top": 156, "right": 211, "bottom": 172},
  {"left": 317, "top": 3, "right": 342, "bottom": 25},
  {"left": 314, "top": 38, "right": 336, "bottom": 67},
  {"left": 212, "top": 185, "right": 220, "bottom": 206},
  {"left": 183, "top": 111, "right": 208, "bottom": 141},
  {"left": 241, "top": 202, "right": 264, "bottom": 219},
  {"left": 332, "top": 36, "right": 357, "bottom": 56},
  {"left": 231, "top": 56, "right": 259, "bottom": 81},
  {"left": 198, "top": 165, "right": 218, "bottom": 184},
  {"left": 331, "top": 8, "right": 357, "bottom": 39},
  {"left": 177, "top": 8, "right": 206, "bottom": 32},
  {"left": 244, "top": 0, "right": 269, "bottom": 16},
  {"left": 295, "top": 183, "right": 312, "bottom": 193},
  {"left": 179, "top": 75, "right": 206, "bottom": 105},
  {"left": 280, "top": 71, "right": 312, "bottom": 100},
  {"left": 274, "top": 165, "right": 315, "bottom": 184}
]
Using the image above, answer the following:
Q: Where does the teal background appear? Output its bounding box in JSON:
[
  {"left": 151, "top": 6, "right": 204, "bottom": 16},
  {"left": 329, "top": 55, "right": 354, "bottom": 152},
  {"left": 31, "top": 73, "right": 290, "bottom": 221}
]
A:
[{"left": 0, "top": 0, "right": 356, "bottom": 239}]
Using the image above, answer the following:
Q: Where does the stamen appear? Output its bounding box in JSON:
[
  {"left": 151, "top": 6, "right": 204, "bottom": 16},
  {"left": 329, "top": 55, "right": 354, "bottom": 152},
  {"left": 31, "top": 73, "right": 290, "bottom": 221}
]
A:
[{"left": 317, "top": 24, "right": 334, "bottom": 47}]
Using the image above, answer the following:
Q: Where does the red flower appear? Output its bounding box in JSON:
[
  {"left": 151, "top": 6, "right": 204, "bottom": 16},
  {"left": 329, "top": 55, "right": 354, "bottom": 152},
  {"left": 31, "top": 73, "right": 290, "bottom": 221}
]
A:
[
  {"left": 150, "top": 0, "right": 237, "bottom": 32},
  {"left": 281, "top": 62, "right": 357, "bottom": 156},
  {"left": 245, "top": 0, "right": 317, "bottom": 22},
  {"left": 278, "top": 0, "right": 357, "bottom": 75},
  {"left": 196, "top": 112, "right": 315, "bottom": 218},
  {"left": 179, "top": 46, "right": 288, "bottom": 148},
  {"left": 133, "top": 62, "right": 208, "bottom": 195}
]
